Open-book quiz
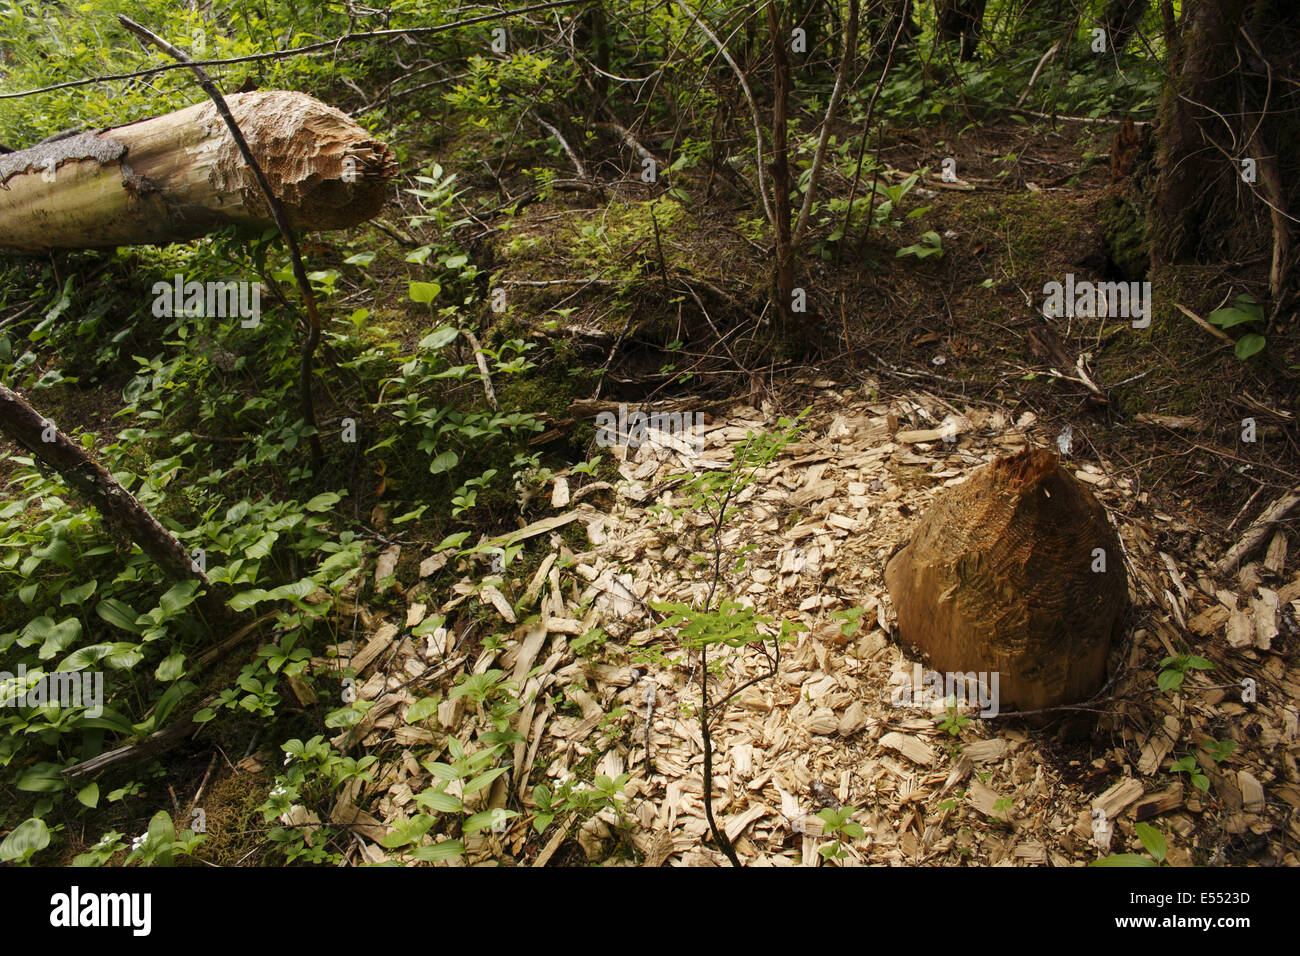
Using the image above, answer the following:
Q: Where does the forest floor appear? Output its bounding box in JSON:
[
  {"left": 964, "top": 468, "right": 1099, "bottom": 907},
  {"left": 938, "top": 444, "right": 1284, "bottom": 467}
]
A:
[
  {"left": 23, "top": 109, "right": 1299, "bottom": 866},
  {"left": 227, "top": 114, "right": 1299, "bottom": 866},
  {"left": 305, "top": 380, "right": 1298, "bottom": 866}
]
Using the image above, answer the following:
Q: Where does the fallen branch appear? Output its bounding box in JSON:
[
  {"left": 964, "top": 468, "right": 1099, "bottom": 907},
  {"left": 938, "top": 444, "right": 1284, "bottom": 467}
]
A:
[
  {"left": 62, "top": 695, "right": 218, "bottom": 780},
  {"left": 462, "top": 329, "right": 500, "bottom": 411},
  {"left": 0, "top": 381, "right": 227, "bottom": 619},
  {"left": 1216, "top": 486, "right": 1300, "bottom": 575},
  {"left": 532, "top": 113, "right": 590, "bottom": 182},
  {"left": 1174, "top": 303, "right": 1233, "bottom": 343}
]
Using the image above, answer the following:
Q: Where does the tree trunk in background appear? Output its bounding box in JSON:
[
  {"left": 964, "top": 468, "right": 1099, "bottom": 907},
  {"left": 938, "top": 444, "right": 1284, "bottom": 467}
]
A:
[
  {"left": 1149, "top": 0, "right": 1297, "bottom": 299},
  {"left": 0, "top": 90, "right": 396, "bottom": 253},
  {"left": 867, "top": 0, "right": 917, "bottom": 59},
  {"left": 1103, "top": 0, "right": 1149, "bottom": 53},
  {"left": 766, "top": 0, "right": 796, "bottom": 321},
  {"left": 585, "top": 3, "right": 611, "bottom": 107},
  {"left": 0, "top": 383, "right": 228, "bottom": 621},
  {"left": 935, "top": 0, "right": 987, "bottom": 61}
]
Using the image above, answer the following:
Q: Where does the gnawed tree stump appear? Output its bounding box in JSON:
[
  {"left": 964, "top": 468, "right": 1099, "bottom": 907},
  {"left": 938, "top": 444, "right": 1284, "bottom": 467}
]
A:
[
  {"left": 884, "top": 446, "right": 1128, "bottom": 712},
  {"left": 0, "top": 90, "right": 396, "bottom": 252}
]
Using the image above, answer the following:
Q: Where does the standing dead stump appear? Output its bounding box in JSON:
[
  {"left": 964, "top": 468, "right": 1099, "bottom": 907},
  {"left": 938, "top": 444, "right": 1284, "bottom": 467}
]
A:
[{"left": 884, "top": 446, "right": 1128, "bottom": 712}]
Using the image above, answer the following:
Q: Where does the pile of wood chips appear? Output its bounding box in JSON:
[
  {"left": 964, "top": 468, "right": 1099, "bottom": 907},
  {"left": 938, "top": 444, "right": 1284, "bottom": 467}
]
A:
[{"left": 316, "top": 378, "right": 1300, "bottom": 866}]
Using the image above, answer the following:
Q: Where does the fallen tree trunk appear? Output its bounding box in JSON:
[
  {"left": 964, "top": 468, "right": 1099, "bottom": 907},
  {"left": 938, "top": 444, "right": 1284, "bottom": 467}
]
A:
[{"left": 0, "top": 90, "right": 396, "bottom": 252}]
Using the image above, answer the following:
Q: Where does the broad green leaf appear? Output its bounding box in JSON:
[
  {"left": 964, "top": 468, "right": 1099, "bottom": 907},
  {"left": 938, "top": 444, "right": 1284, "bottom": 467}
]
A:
[
  {"left": 428, "top": 450, "right": 459, "bottom": 475},
  {"left": 380, "top": 815, "right": 433, "bottom": 848},
  {"left": 1134, "top": 822, "right": 1167, "bottom": 862},
  {"left": 406, "top": 698, "right": 439, "bottom": 723},
  {"left": 415, "top": 790, "right": 462, "bottom": 813},
  {"left": 37, "top": 617, "right": 82, "bottom": 661},
  {"left": 463, "top": 765, "right": 509, "bottom": 796},
  {"left": 16, "top": 763, "right": 67, "bottom": 792},
  {"left": 304, "top": 492, "right": 343, "bottom": 512},
  {"left": 32, "top": 535, "right": 74, "bottom": 570},
  {"left": 422, "top": 761, "right": 459, "bottom": 781},
  {"left": 464, "top": 809, "right": 517, "bottom": 835},
  {"left": 1091, "top": 853, "right": 1158, "bottom": 867},
  {"left": 79, "top": 706, "right": 135, "bottom": 735},
  {"left": 147, "top": 810, "right": 175, "bottom": 849},
  {"left": 159, "top": 580, "right": 200, "bottom": 615},
  {"left": 228, "top": 589, "right": 271, "bottom": 612},
  {"left": 1156, "top": 669, "right": 1183, "bottom": 692},
  {"left": 267, "top": 578, "right": 317, "bottom": 603},
  {"left": 60, "top": 580, "right": 97, "bottom": 606},
  {"left": 436, "top": 532, "right": 471, "bottom": 551},
  {"left": 155, "top": 650, "right": 186, "bottom": 682},
  {"left": 412, "top": 839, "right": 463, "bottom": 861},
  {"left": 58, "top": 643, "right": 117, "bottom": 672},
  {"left": 105, "top": 643, "right": 144, "bottom": 670},
  {"left": 244, "top": 531, "right": 279, "bottom": 560},
  {"left": 1235, "top": 333, "right": 1266, "bottom": 360},
  {"left": 409, "top": 281, "right": 441, "bottom": 304},
  {"left": 419, "top": 325, "right": 459, "bottom": 350},
  {"left": 0, "top": 818, "right": 50, "bottom": 862},
  {"left": 76, "top": 782, "right": 100, "bottom": 809}
]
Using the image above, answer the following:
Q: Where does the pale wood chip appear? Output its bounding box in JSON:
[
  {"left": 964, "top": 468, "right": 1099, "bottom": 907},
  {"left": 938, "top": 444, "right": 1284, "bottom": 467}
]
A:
[
  {"left": 351, "top": 622, "right": 400, "bottom": 675},
  {"left": 1238, "top": 770, "right": 1266, "bottom": 813},
  {"left": 879, "top": 731, "right": 936, "bottom": 767},
  {"left": 406, "top": 602, "right": 427, "bottom": 627},
  {"left": 374, "top": 544, "right": 401, "bottom": 588},
  {"left": 1264, "top": 529, "right": 1288, "bottom": 574},
  {"left": 1092, "top": 777, "right": 1144, "bottom": 819},
  {"left": 551, "top": 475, "right": 571, "bottom": 508},
  {"left": 724, "top": 803, "right": 771, "bottom": 842},
  {"left": 521, "top": 552, "right": 557, "bottom": 609},
  {"left": 1133, "top": 783, "right": 1183, "bottom": 821},
  {"left": 964, "top": 738, "right": 1008, "bottom": 765},
  {"left": 480, "top": 583, "right": 517, "bottom": 623},
  {"left": 967, "top": 779, "right": 1010, "bottom": 821},
  {"left": 418, "top": 552, "right": 447, "bottom": 578}
]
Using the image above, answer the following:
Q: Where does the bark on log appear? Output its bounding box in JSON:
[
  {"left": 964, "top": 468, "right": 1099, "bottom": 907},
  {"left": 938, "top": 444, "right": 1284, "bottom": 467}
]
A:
[
  {"left": 885, "top": 446, "right": 1128, "bottom": 712},
  {"left": 0, "top": 90, "right": 396, "bottom": 252}
]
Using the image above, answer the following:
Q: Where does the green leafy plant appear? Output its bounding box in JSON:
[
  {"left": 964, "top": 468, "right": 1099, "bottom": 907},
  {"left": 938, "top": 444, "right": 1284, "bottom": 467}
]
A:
[
  {"left": 531, "top": 773, "right": 631, "bottom": 834},
  {"left": 828, "top": 606, "right": 865, "bottom": 639},
  {"left": 1092, "top": 822, "right": 1168, "bottom": 867},
  {"left": 896, "top": 230, "right": 944, "bottom": 260},
  {"left": 258, "top": 735, "right": 379, "bottom": 864},
  {"left": 816, "top": 806, "right": 865, "bottom": 862},
  {"left": 648, "top": 411, "right": 810, "bottom": 866},
  {"left": 1156, "top": 653, "right": 1213, "bottom": 692},
  {"left": 936, "top": 700, "right": 972, "bottom": 736},
  {"left": 1201, "top": 738, "right": 1237, "bottom": 764},
  {"left": 0, "top": 817, "right": 52, "bottom": 864},
  {"left": 1207, "top": 294, "right": 1267, "bottom": 360},
  {"left": 1168, "top": 755, "right": 1210, "bottom": 793}
]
